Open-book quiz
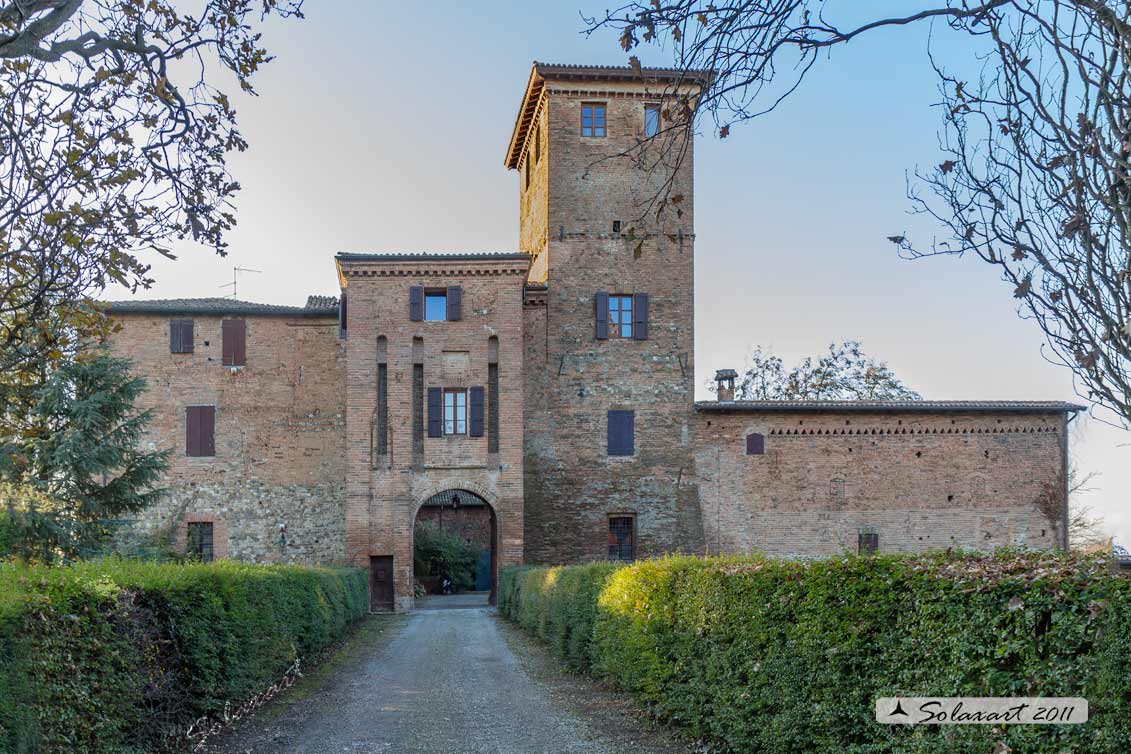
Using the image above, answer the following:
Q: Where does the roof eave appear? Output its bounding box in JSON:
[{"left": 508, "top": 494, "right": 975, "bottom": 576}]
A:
[{"left": 693, "top": 401, "right": 1086, "bottom": 414}]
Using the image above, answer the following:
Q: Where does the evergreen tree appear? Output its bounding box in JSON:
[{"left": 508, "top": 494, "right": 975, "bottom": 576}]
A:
[{"left": 0, "top": 349, "right": 169, "bottom": 561}]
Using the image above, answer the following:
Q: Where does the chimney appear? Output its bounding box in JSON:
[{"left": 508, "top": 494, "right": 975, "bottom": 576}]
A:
[{"left": 714, "top": 369, "right": 738, "bottom": 401}]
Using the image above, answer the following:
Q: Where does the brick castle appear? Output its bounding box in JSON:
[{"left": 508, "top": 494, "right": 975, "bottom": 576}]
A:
[{"left": 106, "top": 63, "right": 1081, "bottom": 610}]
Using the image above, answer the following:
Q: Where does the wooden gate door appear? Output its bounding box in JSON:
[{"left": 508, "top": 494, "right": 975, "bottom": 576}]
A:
[{"left": 369, "top": 556, "right": 394, "bottom": 612}]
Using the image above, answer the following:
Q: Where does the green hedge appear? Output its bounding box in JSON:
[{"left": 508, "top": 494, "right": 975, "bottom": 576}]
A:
[
  {"left": 0, "top": 559, "right": 367, "bottom": 754},
  {"left": 500, "top": 553, "right": 1131, "bottom": 754}
]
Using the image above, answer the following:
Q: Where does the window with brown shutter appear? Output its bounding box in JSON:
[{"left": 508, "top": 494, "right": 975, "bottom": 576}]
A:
[
  {"left": 409, "top": 286, "right": 424, "bottom": 321},
  {"left": 186, "top": 405, "right": 215, "bottom": 457},
  {"left": 746, "top": 433, "right": 765, "bottom": 455},
  {"left": 446, "top": 286, "right": 462, "bottom": 321},
  {"left": 607, "top": 410, "right": 635, "bottom": 456},
  {"left": 221, "top": 320, "right": 246, "bottom": 366},
  {"left": 632, "top": 293, "right": 649, "bottom": 340},
  {"left": 594, "top": 292, "right": 609, "bottom": 340},
  {"left": 469, "top": 385, "right": 485, "bottom": 437},
  {"left": 427, "top": 386, "right": 443, "bottom": 438},
  {"left": 608, "top": 516, "right": 635, "bottom": 561},
  {"left": 170, "top": 319, "right": 193, "bottom": 353}
]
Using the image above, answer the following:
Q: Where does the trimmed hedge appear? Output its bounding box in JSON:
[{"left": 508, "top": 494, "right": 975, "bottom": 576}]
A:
[
  {"left": 500, "top": 553, "right": 1131, "bottom": 754},
  {"left": 0, "top": 559, "right": 367, "bottom": 754}
]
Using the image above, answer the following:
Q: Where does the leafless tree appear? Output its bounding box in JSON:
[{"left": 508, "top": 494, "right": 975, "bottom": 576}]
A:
[
  {"left": 584, "top": 1, "right": 1131, "bottom": 424},
  {"left": 716, "top": 340, "right": 922, "bottom": 400},
  {"left": 0, "top": 0, "right": 304, "bottom": 380},
  {"left": 1066, "top": 464, "right": 1107, "bottom": 549}
]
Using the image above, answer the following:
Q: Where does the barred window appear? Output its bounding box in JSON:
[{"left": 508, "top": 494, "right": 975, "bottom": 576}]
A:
[
  {"left": 608, "top": 516, "right": 635, "bottom": 562},
  {"left": 187, "top": 522, "right": 214, "bottom": 562}
]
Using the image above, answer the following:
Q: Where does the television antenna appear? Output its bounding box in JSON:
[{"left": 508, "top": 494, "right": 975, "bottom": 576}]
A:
[{"left": 219, "top": 266, "right": 262, "bottom": 299}]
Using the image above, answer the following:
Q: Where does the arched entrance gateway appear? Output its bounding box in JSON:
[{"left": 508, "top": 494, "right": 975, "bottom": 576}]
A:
[{"left": 411, "top": 489, "right": 498, "bottom": 606}]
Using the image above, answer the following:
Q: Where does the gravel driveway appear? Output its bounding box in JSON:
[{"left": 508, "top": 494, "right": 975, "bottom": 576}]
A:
[{"left": 205, "top": 604, "right": 691, "bottom": 754}]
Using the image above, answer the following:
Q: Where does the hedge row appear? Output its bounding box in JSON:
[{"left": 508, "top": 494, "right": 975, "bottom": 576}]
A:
[
  {"left": 0, "top": 559, "right": 367, "bottom": 754},
  {"left": 499, "top": 553, "right": 1131, "bottom": 754}
]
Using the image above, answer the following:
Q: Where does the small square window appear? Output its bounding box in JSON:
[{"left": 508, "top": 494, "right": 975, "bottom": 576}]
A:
[
  {"left": 858, "top": 531, "right": 879, "bottom": 556},
  {"left": 187, "top": 522, "right": 214, "bottom": 562},
  {"left": 444, "top": 389, "right": 467, "bottom": 435},
  {"left": 425, "top": 291, "right": 447, "bottom": 321},
  {"left": 608, "top": 295, "right": 633, "bottom": 338},
  {"left": 608, "top": 516, "right": 635, "bottom": 562},
  {"left": 644, "top": 104, "right": 660, "bottom": 137},
  {"left": 581, "top": 104, "right": 606, "bottom": 137}
]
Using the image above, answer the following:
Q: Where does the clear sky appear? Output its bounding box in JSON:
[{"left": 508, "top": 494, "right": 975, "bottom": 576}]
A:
[{"left": 106, "top": 1, "right": 1129, "bottom": 545}]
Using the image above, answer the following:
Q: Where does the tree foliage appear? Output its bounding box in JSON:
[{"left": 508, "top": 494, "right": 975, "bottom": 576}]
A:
[
  {"left": 0, "top": 348, "right": 169, "bottom": 561},
  {"left": 586, "top": 1, "right": 1131, "bottom": 423},
  {"left": 412, "top": 521, "right": 481, "bottom": 593},
  {"left": 0, "top": 0, "right": 304, "bottom": 380},
  {"left": 724, "top": 340, "right": 921, "bottom": 401}
]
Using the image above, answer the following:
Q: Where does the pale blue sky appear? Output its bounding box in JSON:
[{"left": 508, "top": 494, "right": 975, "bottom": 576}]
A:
[{"left": 108, "top": 1, "right": 1129, "bottom": 544}]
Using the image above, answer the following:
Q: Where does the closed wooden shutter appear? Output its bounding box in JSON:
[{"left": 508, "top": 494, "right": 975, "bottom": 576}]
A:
[
  {"left": 607, "top": 410, "right": 635, "bottom": 456},
  {"left": 447, "top": 286, "right": 462, "bottom": 321},
  {"left": 222, "top": 320, "right": 246, "bottom": 366},
  {"left": 594, "top": 291, "right": 609, "bottom": 340},
  {"left": 427, "top": 387, "right": 442, "bottom": 438},
  {"left": 469, "top": 385, "right": 485, "bottom": 437},
  {"left": 170, "top": 319, "right": 193, "bottom": 353},
  {"left": 186, "top": 406, "right": 215, "bottom": 457},
  {"left": 633, "top": 293, "right": 649, "bottom": 340},
  {"left": 376, "top": 364, "right": 388, "bottom": 455},
  {"left": 746, "top": 433, "right": 765, "bottom": 455},
  {"left": 487, "top": 363, "right": 499, "bottom": 453},
  {"left": 409, "top": 286, "right": 424, "bottom": 321}
]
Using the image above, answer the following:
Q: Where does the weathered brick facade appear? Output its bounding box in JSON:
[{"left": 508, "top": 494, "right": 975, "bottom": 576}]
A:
[
  {"left": 105, "top": 306, "right": 347, "bottom": 564},
  {"left": 106, "top": 62, "right": 1079, "bottom": 611}
]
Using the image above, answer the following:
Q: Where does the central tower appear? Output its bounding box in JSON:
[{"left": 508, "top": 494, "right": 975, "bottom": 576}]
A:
[{"left": 509, "top": 62, "right": 708, "bottom": 562}]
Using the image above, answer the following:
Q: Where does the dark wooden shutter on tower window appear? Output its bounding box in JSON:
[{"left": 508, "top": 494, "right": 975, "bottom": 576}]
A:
[
  {"left": 446, "top": 286, "right": 462, "bottom": 321},
  {"left": 409, "top": 286, "right": 424, "bottom": 321},
  {"left": 170, "top": 319, "right": 194, "bottom": 353},
  {"left": 222, "top": 320, "right": 246, "bottom": 366},
  {"left": 594, "top": 291, "right": 609, "bottom": 340},
  {"left": 469, "top": 386, "right": 485, "bottom": 437},
  {"left": 427, "top": 387, "right": 442, "bottom": 438},
  {"left": 186, "top": 406, "right": 215, "bottom": 457},
  {"left": 607, "top": 410, "right": 635, "bottom": 456},
  {"left": 632, "top": 293, "right": 649, "bottom": 340},
  {"left": 338, "top": 291, "right": 347, "bottom": 339},
  {"left": 746, "top": 432, "right": 765, "bottom": 455}
]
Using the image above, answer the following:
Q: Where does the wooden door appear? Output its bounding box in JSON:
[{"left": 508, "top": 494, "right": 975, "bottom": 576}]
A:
[{"left": 370, "top": 556, "right": 394, "bottom": 612}]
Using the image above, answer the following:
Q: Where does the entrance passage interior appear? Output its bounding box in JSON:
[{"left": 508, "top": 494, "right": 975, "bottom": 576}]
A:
[{"left": 413, "top": 489, "right": 497, "bottom": 606}]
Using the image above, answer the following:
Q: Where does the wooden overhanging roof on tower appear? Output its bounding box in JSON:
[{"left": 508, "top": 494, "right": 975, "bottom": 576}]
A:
[{"left": 504, "top": 61, "right": 713, "bottom": 170}]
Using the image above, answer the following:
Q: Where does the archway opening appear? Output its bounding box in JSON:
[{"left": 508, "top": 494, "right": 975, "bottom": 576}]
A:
[{"left": 412, "top": 489, "right": 497, "bottom": 607}]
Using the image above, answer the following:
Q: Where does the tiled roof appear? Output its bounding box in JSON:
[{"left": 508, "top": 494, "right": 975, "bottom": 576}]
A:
[
  {"left": 102, "top": 296, "right": 338, "bottom": 317},
  {"left": 336, "top": 252, "right": 529, "bottom": 262},
  {"left": 304, "top": 295, "right": 339, "bottom": 313},
  {"left": 694, "top": 400, "right": 1086, "bottom": 414},
  {"left": 533, "top": 62, "right": 712, "bottom": 82}
]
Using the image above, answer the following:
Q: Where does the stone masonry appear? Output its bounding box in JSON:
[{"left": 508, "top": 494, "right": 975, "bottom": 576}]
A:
[{"left": 105, "top": 62, "right": 1081, "bottom": 611}]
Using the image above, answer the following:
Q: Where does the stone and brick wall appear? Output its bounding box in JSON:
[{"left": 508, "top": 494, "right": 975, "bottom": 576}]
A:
[
  {"left": 337, "top": 254, "right": 528, "bottom": 609},
  {"left": 519, "top": 72, "right": 704, "bottom": 564},
  {"left": 106, "top": 312, "right": 346, "bottom": 563},
  {"left": 691, "top": 408, "right": 1067, "bottom": 557}
]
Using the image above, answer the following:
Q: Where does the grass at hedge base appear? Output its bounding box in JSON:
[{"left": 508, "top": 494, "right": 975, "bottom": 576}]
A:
[
  {"left": 0, "top": 559, "right": 367, "bottom": 754},
  {"left": 499, "top": 552, "right": 1131, "bottom": 754}
]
